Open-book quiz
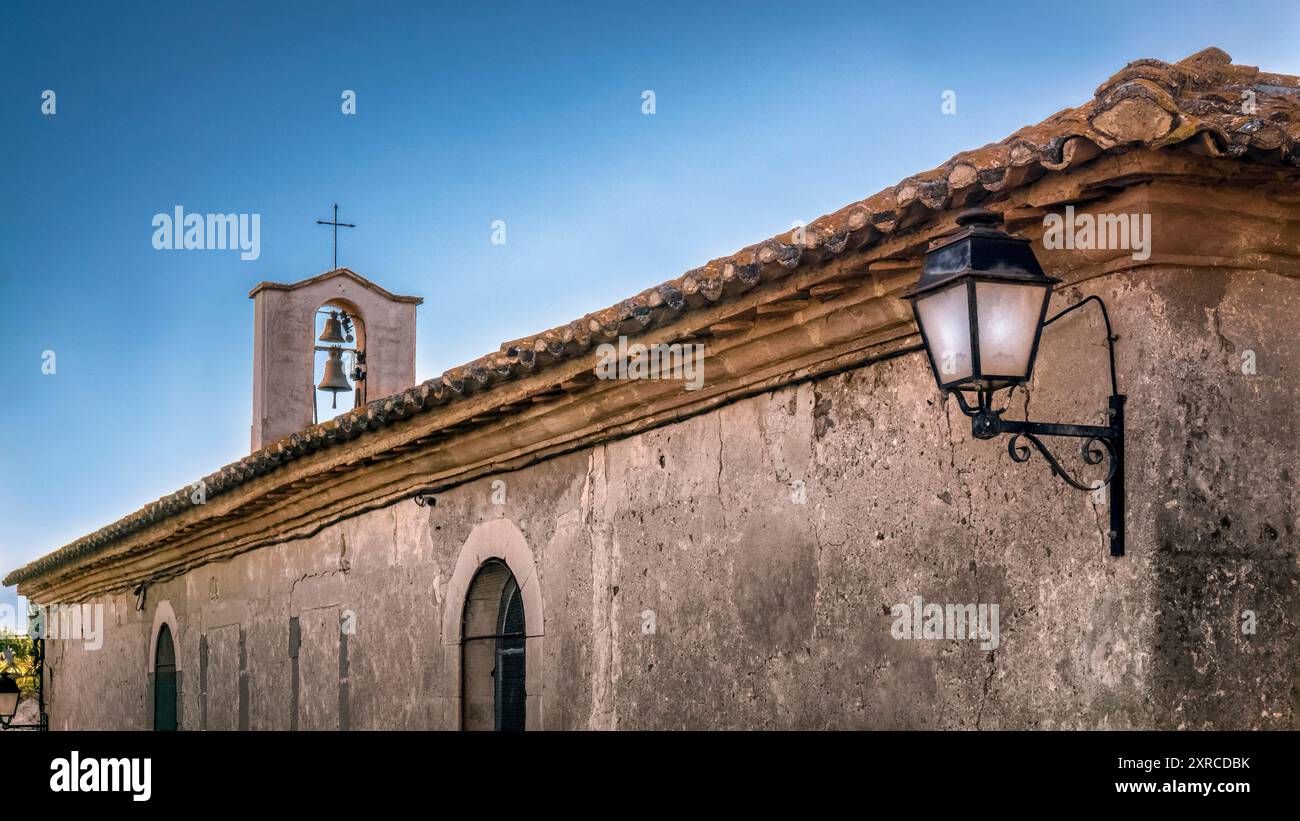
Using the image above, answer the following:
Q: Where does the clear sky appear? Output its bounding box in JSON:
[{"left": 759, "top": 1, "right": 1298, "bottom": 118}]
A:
[{"left": 2, "top": 0, "right": 1297, "bottom": 620}]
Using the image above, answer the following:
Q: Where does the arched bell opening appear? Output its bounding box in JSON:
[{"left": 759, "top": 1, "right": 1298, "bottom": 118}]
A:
[{"left": 312, "top": 298, "right": 367, "bottom": 423}]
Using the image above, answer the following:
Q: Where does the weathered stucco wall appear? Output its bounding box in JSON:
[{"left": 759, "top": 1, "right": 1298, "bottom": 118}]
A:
[{"left": 42, "top": 269, "right": 1299, "bottom": 730}]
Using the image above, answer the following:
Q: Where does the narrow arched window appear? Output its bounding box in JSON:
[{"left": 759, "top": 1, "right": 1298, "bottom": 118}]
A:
[
  {"left": 153, "top": 624, "right": 177, "bottom": 731},
  {"left": 462, "top": 560, "right": 526, "bottom": 731},
  {"left": 495, "top": 577, "right": 526, "bottom": 730}
]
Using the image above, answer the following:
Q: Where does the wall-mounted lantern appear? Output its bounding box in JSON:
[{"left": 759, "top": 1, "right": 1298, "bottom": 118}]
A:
[{"left": 904, "top": 209, "right": 1126, "bottom": 556}]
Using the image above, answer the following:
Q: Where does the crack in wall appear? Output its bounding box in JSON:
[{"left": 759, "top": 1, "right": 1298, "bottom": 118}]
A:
[
  {"left": 1088, "top": 487, "right": 1111, "bottom": 551},
  {"left": 715, "top": 413, "right": 728, "bottom": 530},
  {"left": 288, "top": 567, "right": 343, "bottom": 612},
  {"left": 975, "top": 649, "right": 998, "bottom": 729},
  {"left": 715, "top": 414, "right": 725, "bottom": 496},
  {"left": 1209, "top": 304, "right": 1236, "bottom": 355},
  {"left": 392, "top": 506, "right": 399, "bottom": 567},
  {"left": 808, "top": 517, "right": 828, "bottom": 649}
]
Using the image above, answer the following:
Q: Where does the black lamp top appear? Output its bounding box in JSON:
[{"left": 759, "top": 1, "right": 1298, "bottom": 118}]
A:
[
  {"left": 955, "top": 208, "right": 1002, "bottom": 229},
  {"left": 904, "top": 208, "right": 1057, "bottom": 299}
]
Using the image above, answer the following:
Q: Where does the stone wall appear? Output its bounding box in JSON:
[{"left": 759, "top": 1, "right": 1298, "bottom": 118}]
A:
[{"left": 42, "top": 269, "right": 1299, "bottom": 730}]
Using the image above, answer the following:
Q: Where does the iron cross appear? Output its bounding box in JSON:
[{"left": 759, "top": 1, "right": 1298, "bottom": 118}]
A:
[{"left": 315, "top": 203, "right": 355, "bottom": 270}]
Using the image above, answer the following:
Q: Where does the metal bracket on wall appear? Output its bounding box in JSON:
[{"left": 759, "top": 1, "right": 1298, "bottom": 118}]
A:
[{"left": 948, "top": 296, "right": 1126, "bottom": 557}]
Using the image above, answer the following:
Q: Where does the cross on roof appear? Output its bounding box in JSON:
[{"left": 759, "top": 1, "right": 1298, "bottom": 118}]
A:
[{"left": 315, "top": 203, "right": 355, "bottom": 270}]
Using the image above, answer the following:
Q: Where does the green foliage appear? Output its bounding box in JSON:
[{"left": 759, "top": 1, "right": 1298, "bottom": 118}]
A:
[{"left": 0, "top": 632, "right": 39, "bottom": 697}]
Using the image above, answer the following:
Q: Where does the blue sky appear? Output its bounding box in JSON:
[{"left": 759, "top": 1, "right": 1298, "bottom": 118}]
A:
[{"left": 2, "top": 0, "right": 1298, "bottom": 620}]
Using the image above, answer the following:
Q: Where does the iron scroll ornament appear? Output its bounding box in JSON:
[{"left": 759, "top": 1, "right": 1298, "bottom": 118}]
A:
[
  {"left": 1006, "top": 431, "right": 1117, "bottom": 492},
  {"left": 945, "top": 295, "right": 1127, "bottom": 556}
]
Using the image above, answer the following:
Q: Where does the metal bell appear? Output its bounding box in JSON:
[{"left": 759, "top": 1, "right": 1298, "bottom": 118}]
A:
[
  {"left": 318, "top": 311, "right": 347, "bottom": 344},
  {"left": 317, "top": 348, "right": 352, "bottom": 408}
]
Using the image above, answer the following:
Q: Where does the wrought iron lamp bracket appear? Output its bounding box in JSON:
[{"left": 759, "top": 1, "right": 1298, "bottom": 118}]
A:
[{"left": 944, "top": 296, "right": 1127, "bottom": 557}]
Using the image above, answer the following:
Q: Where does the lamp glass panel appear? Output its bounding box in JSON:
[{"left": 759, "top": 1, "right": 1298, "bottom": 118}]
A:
[
  {"left": 0, "top": 690, "right": 18, "bottom": 719},
  {"left": 914, "top": 282, "right": 972, "bottom": 384},
  {"left": 974, "top": 281, "right": 1048, "bottom": 379}
]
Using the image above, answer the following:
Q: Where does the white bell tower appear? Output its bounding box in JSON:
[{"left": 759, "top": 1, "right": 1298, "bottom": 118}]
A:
[{"left": 248, "top": 268, "right": 422, "bottom": 452}]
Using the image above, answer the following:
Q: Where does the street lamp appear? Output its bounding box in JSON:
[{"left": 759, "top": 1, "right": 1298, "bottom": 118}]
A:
[
  {"left": 0, "top": 633, "right": 48, "bottom": 730},
  {"left": 0, "top": 672, "right": 20, "bottom": 728},
  {"left": 904, "top": 209, "right": 1127, "bottom": 556}
]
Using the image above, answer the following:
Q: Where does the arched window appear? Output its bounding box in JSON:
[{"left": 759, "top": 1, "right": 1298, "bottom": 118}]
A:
[
  {"left": 153, "top": 624, "right": 177, "bottom": 732},
  {"left": 461, "top": 560, "right": 526, "bottom": 731}
]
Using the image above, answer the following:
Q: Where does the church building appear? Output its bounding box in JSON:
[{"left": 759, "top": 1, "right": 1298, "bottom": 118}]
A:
[{"left": 6, "top": 48, "right": 1298, "bottom": 730}]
